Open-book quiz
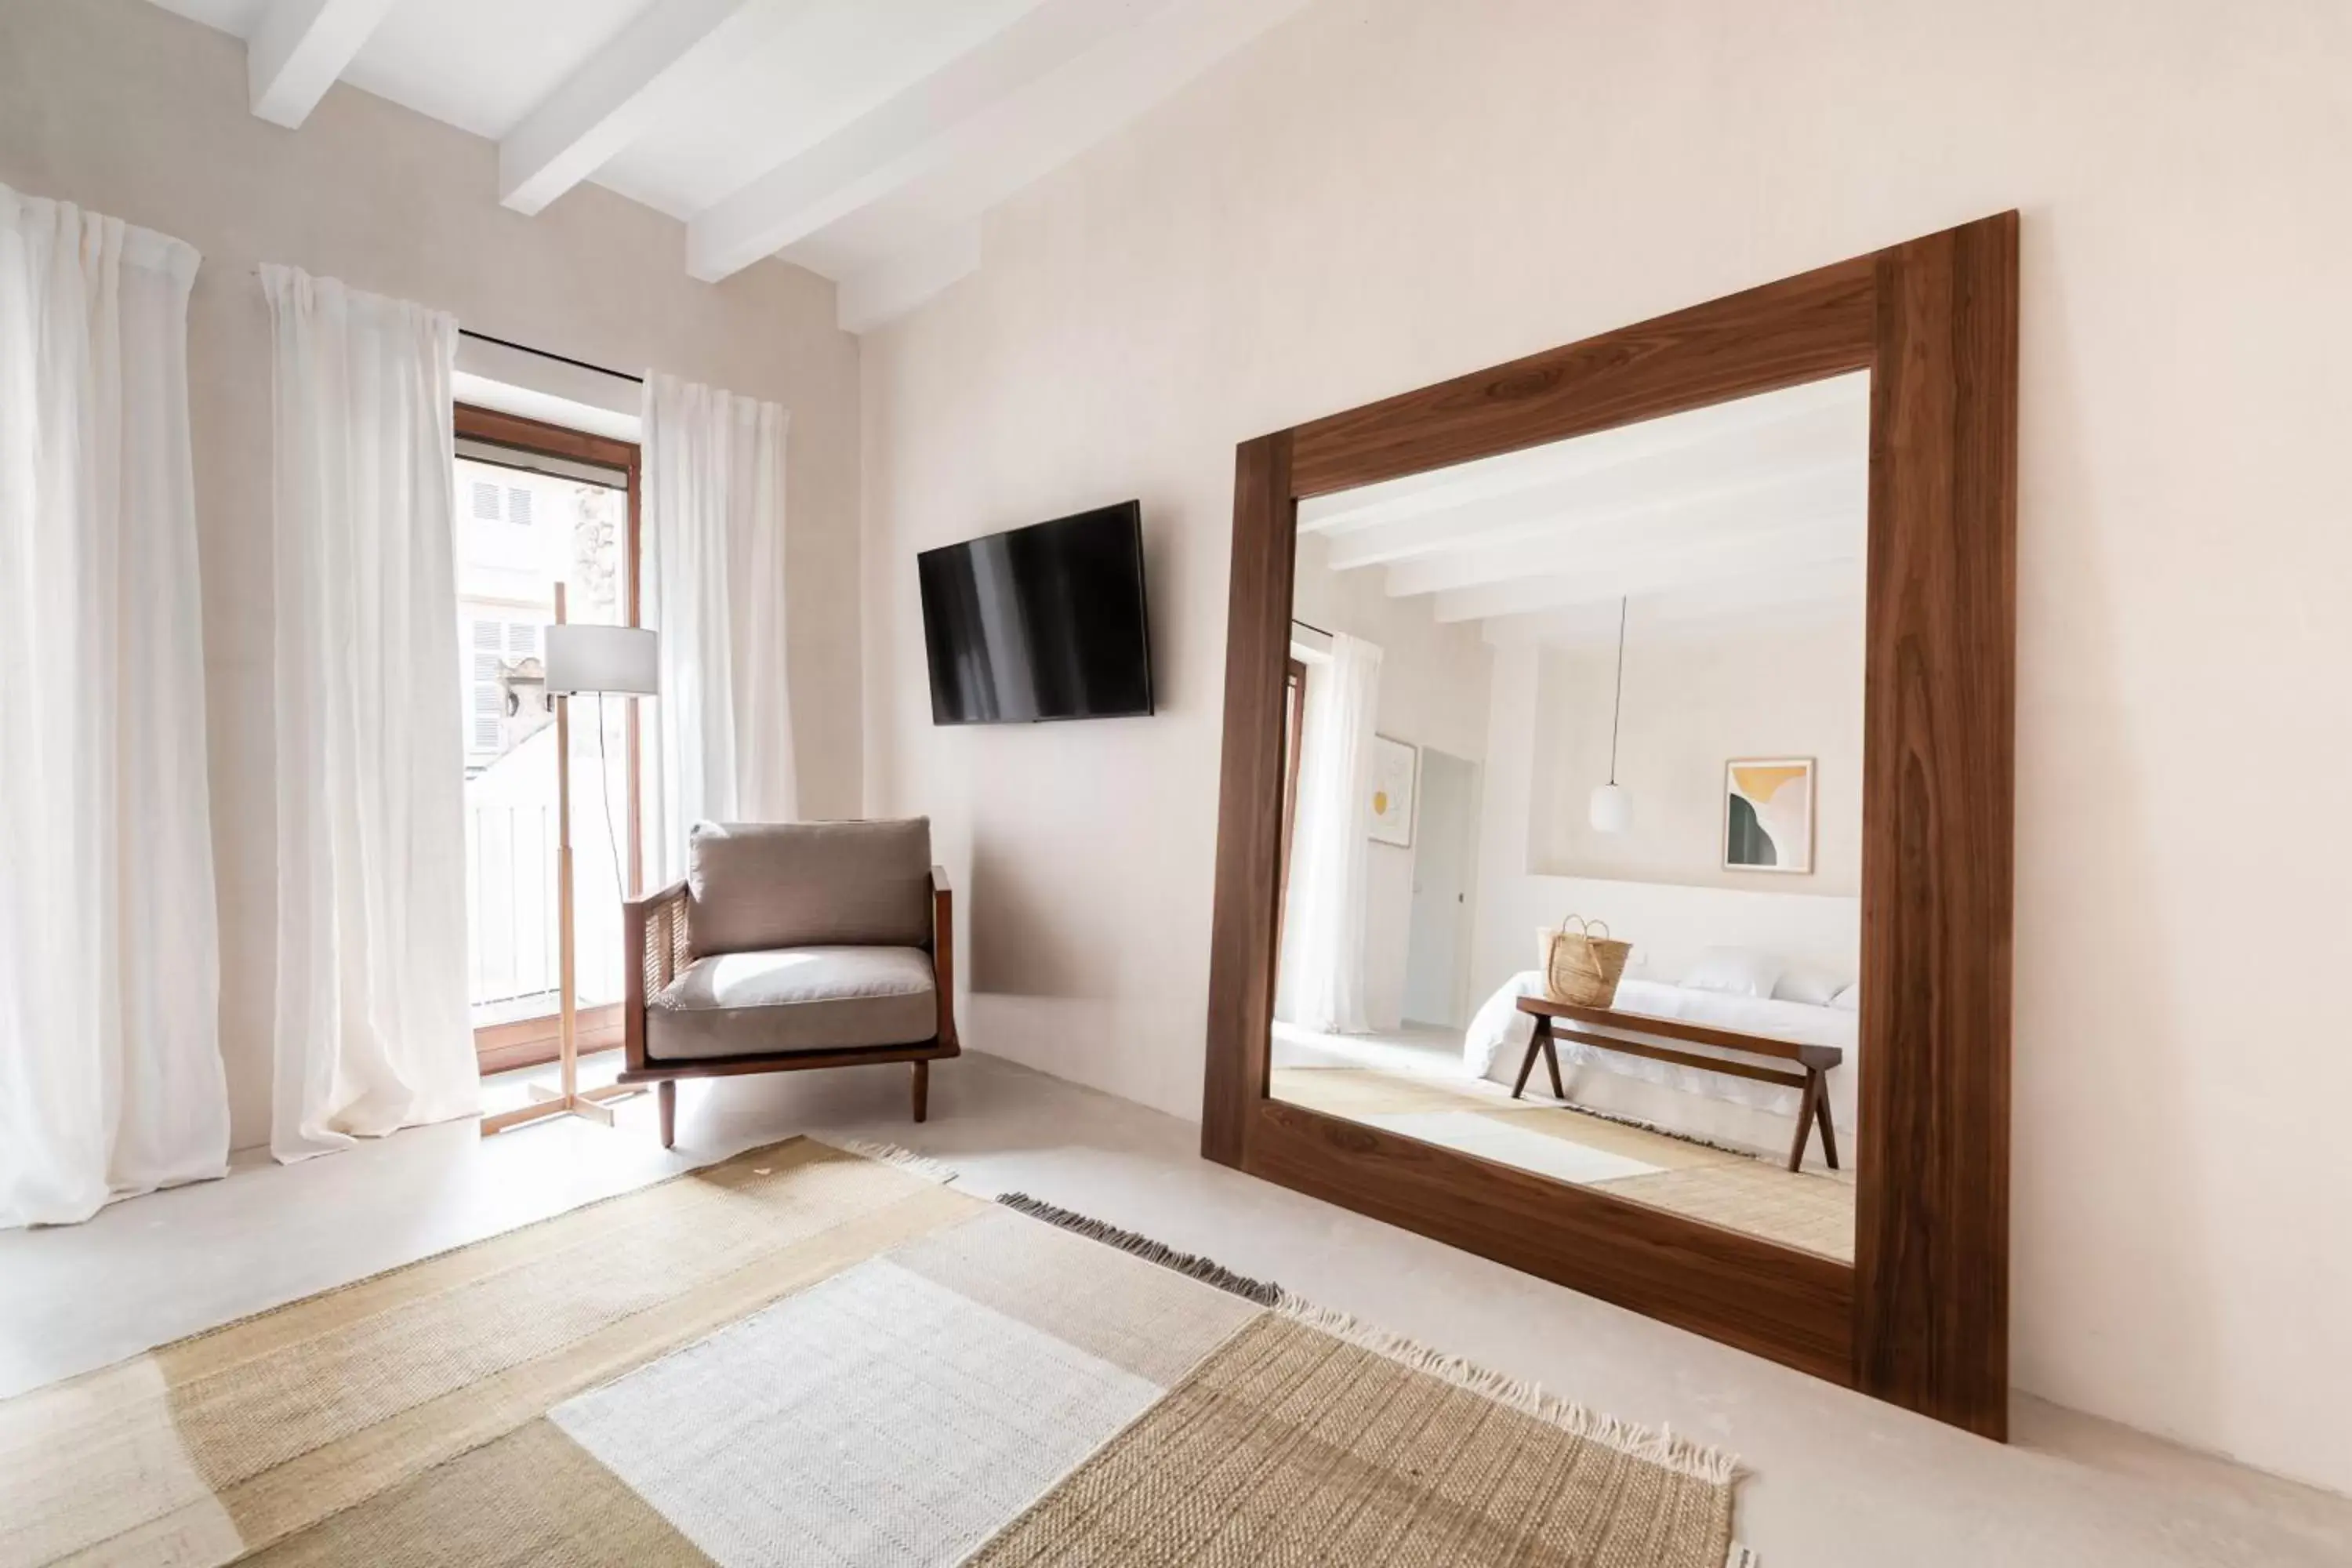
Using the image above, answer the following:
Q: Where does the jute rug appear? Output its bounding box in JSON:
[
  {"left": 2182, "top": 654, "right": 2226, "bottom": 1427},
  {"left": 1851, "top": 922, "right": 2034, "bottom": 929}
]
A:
[{"left": 1, "top": 1137, "right": 1740, "bottom": 1566}]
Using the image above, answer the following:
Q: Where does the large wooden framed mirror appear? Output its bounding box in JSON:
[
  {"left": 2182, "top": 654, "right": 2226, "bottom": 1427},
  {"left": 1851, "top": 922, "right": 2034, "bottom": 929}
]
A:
[{"left": 1202, "top": 214, "right": 2017, "bottom": 1438}]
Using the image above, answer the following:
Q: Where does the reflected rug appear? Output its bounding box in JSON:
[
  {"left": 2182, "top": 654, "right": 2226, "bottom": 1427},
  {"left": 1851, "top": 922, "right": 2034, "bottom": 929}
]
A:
[
  {"left": 1273, "top": 1064, "right": 1855, "bottom": 1262},
  {"left": 1, "top": 1137, "right": 1740, "bottom": 1566}
]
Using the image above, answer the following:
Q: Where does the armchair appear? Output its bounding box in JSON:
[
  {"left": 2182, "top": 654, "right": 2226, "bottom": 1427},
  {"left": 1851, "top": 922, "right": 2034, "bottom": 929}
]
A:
[{"left": 617, "top": 818, "right": 958, "bottom": 1148}]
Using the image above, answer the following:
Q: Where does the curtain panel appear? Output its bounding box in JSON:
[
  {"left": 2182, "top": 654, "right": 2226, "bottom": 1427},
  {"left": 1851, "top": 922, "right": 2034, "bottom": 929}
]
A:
[
  {"left": 1276, "top": 632, "right": 1383, "bottom": 1035},
  {"left": 641, "top": 373, "right": 795, "bottom": 883},
  {"left": 0, "top": 185, "right": 227, "bottom": 1227},
  {"left": 262, "top": 264, "right": 478, "bottom": 1162}
]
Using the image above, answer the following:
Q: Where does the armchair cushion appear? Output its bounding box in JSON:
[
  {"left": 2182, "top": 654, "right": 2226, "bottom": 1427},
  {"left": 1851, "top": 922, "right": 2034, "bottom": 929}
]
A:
[
  {"left": 687, "top": 818, "right": 931, "bottom": 956},
  {"left": 646, "top": 946, "right": 938, "bottom": 1062}
]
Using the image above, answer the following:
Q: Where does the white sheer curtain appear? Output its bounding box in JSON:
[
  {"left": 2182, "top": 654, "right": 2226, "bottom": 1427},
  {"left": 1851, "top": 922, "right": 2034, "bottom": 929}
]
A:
[
  {"left": 641, "top": 373, "right": 794, "bottom": 884},
  {"left": 0, "top": 187, "right": 227, "bottom": 1228},
  {"left": 1276, "top": 632, "right": 1383, "bottom": 1034},
  {"left": 262, "top": 264, "right": 477, "bottom": 1162}
]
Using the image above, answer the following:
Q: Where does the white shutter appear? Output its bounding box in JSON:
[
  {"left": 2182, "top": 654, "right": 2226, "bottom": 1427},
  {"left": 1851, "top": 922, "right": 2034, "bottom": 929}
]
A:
[
  {"left": 471, "top": 481, "right": 500, "bottom": 521},
  {"left": 507, "top": 487, "right": 533, "bottom": 528},
  {"left": 467, "top": 620, "right": 506, "bottom": 755}
]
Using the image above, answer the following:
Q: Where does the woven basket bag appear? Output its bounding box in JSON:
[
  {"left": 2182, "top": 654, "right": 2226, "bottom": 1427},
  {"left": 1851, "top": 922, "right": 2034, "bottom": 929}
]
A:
[{"left": 1537, "top": 915, "right": 1631, "bottom": 1007}]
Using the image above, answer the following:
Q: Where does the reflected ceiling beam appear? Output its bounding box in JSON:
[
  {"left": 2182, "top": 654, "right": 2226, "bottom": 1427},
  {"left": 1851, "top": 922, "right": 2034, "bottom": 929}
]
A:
[
  {"left": 1383, "top": 465, "right": 1865, "bottom": 598},
  {"left": 686, "top": 0, "right": 1138, "bottom": 282},
  {"left": 1481, "top": 571, "right": 1867, "bottom": 649},
  {"left": 1327, "top": 436, "right": 1864, "bottom": 574},
  {"left": 1428, "top": 518, "right": 1861, "bottom": 623},
  {"left": 499, "top": 0, "right": 768, "bottom": 216},
  {"left": 1300, "top": 371, "right": 1869, "bottom": 539},
  {"left": 246, "top": 0, "right": 402, "bottom": 128}
]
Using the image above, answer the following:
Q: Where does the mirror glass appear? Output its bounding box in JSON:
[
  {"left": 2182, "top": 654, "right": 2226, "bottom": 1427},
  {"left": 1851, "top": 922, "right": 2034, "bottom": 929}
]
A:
[{"left": 1269, "top": 372, "right": 1868, "bottom": 1262}]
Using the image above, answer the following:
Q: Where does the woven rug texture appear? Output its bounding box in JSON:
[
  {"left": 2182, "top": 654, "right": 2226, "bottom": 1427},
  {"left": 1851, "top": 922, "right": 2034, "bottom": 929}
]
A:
[{"left": 0, "top": 1136, "right": 1737, "bottom": 1567}]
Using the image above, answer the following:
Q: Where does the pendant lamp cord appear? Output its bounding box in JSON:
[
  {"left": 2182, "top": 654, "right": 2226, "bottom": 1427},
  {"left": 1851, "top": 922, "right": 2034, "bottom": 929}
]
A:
[{"left": 1607, "top": 597, "right": 1627, "bottom": 786}]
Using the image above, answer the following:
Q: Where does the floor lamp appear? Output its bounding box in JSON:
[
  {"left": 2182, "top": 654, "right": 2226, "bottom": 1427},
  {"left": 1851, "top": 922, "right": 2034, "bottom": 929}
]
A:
[{"left": 481, "top": 585, "right": 659, "bottom": 1136}]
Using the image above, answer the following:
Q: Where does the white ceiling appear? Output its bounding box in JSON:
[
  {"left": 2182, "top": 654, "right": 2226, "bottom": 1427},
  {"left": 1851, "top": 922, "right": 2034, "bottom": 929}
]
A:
[
  {"left": 145, "top": 0, "right": 1310, "bottom": 328},
  {"left": 1298, "top": 372, "right": 1871, "bottom": 648}
]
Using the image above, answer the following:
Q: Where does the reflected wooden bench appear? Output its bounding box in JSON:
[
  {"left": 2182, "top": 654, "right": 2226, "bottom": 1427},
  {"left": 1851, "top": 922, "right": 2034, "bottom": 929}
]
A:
[{"left": 1510, "top": 993, "right": 1843, "bottom": 1173}]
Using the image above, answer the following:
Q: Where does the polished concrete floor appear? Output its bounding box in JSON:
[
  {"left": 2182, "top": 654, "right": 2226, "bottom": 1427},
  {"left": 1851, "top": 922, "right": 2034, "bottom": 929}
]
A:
[{"left": 4, "top": 1050, "right": 2347, "bottom": 1566}]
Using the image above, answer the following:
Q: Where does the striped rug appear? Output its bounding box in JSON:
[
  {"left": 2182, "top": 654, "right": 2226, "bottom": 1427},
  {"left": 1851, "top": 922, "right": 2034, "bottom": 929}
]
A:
[{"left": 1, "top": 1137, "right": 1740, "bottom": 1566}]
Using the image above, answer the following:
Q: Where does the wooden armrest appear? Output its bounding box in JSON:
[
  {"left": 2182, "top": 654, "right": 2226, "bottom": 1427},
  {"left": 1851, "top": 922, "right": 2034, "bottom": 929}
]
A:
[
  {"left": 623, "top": 878, "right": 692, "bottom": 1072},
  {"left": 625, "top": 877, "right": 689, "bottom": 915},
  {"left": 931, "top": 866, "right": 957, "bottom": 1049}
]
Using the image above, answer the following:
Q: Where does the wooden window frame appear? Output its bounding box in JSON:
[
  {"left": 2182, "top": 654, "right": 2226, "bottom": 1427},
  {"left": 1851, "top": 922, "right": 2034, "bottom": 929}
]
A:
[
  {"left": 1200, "top": 215, "right": 2018, "bottom": 1439},
  {"left": 456, "top": 403, "right": 644, "bottom": 1073}
]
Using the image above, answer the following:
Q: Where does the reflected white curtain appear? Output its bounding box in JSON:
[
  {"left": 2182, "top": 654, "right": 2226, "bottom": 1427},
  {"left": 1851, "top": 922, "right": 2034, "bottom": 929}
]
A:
[
  {"left": 263, "top": 264, "right": 477, "bottom": 1162},
  {"left": 0, "top": 186, "right": 227, "bottom": 1228},
  {"left": 641, "top": 373, "right": 794, "bottom": 883},
  {"left": 1277, "top": 633, "right": 1382, "bottom": 1034}
]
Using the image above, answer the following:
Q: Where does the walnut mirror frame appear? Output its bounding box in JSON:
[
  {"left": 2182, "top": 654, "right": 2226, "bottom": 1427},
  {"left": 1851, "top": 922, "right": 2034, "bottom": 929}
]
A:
[{"left": 1200, "top": 213, "right": 2018, "bottom": 1439}]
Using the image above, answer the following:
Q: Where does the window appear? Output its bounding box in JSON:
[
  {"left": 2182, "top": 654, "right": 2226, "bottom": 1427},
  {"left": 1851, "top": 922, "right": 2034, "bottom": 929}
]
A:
[{"left": 452, "top": 408, "right": 641, "bottom": 1060}]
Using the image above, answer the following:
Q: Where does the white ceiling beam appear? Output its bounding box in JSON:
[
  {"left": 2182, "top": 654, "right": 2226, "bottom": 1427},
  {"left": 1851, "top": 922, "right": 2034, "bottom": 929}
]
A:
[
  {"left": 835, "top": 223, "right": 982, "bottom": 334},
  {"left": 246, "top": 0, "right": 402, "bottom": 129},
  {"left": 687, "top": 0, "right": 1141, "bottom": 283},
  {"left": 1300, "top": 371, "right": 1869, "bottom": 539},
  {"left": 1381, "top": 466, "right": 1865, "bottom": 598},
  {"left": 1327, "top": 445, "right": 1864, "bottom": 575},
  {"left": 1480, "top": 579, "right": 1864, "bottom": 650},
  {"left": 1428, "top": 520, "right": 1862, "bottom": 624},
  {"left": 499, "top": 0, "right": 771, "bottom": 216},
  {"left": 691, "top": 0, "right": 1312, "bottom": 286}
]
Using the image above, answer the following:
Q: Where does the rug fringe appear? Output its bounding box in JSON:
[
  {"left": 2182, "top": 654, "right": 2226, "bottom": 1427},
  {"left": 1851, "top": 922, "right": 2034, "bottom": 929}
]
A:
[
  {"left": 1272, "top": 1294, "right": 1741, "bottom": 1486},
  {"left": 809, "top": 1136, "right": 960, "bottom": 1185},
  {"left": 993, "top": 1193, "right": 1283, "bottom": 1306}
]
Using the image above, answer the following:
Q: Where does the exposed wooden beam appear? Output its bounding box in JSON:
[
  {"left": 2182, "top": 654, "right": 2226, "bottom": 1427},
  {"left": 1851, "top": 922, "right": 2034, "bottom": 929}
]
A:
[
  {"left": 246, "top": 0, "right": 401, "bottom": 129},
  {"left": 499, "top": 0, "right": 766, "bottom": 216}
]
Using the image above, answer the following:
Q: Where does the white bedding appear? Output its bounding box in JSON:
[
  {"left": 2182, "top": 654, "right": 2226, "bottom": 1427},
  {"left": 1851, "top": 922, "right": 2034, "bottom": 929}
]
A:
[{"left": 1464, "top": 971, "right": 1858, "bottom": 1132}]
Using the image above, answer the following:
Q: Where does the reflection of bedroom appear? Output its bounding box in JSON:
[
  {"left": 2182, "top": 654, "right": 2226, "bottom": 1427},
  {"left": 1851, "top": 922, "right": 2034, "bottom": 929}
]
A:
[{"left": 1272, "top": 374, "right": 1867, "bottom": 1260}]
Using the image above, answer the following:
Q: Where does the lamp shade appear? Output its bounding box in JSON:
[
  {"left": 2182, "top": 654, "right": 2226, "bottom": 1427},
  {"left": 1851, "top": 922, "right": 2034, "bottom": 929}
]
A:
[
  {"left": 1588, "top": 782, "right": 1630, "bottom": 833},
  {"left": 543, "top": 623, "right": 658, "bottom": 695}
]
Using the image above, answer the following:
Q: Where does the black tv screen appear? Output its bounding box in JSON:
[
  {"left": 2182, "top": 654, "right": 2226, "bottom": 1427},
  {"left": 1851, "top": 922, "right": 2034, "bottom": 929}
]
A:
[{"left": 917, "top": 502, "right": 1154, "bottom": 724}]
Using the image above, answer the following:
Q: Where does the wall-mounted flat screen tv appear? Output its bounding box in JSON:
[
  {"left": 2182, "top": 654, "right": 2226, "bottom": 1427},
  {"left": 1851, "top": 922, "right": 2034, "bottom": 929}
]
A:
[{"left": 917, "top": 501, "right": 1154, "bottom": 724}]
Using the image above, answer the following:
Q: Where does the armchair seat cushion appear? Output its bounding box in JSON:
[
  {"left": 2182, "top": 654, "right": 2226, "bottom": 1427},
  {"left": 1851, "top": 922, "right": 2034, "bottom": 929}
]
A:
[{"left": 646, "top": 946, "right": 938, "bottom": 1062}]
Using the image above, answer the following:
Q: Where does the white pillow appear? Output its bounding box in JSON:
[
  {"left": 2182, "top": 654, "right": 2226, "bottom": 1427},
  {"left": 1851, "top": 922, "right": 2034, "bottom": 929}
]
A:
[
  {"left": 1773, "top": 966, "right": 1845, "bottom": 1007},
  {"left": 1682, "top": 947, "right": 1783, "bottom": 1000},
  {"left": 1830, "top": 982, "right": 1861, "bottom": 1012}
]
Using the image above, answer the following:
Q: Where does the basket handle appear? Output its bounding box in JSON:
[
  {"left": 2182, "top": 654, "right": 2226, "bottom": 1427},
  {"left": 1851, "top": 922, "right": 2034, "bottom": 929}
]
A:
[{"left": 1553, "top": 913, "right": 1610, "bottom": 942}]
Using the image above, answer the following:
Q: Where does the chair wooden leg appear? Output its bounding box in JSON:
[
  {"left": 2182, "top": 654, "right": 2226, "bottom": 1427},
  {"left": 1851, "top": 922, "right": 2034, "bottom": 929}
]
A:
[
  {"left": 911, "top": 1060, "right": 930, "bottom": 1123},
  {"left": 658, "top": 1080, "right": 677, "bottom": 1149},
  {"left": 1541, "top": 1022, "right": 1565, "bottom": 1100}
]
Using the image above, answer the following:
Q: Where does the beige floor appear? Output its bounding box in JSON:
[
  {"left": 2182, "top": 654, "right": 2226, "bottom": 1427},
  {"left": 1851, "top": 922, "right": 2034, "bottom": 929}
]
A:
[
  {"left": 1272, "top": 1064, "right": 1857, "bottom": 1261},
  {"left": 2, "top": 1050, "right": 2347, "bottom": 1566}
]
